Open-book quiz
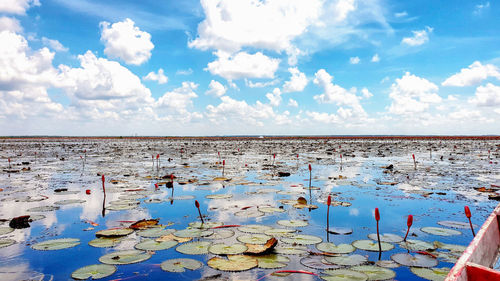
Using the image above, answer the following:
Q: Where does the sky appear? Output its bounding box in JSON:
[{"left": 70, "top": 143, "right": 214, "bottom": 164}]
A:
[{"left": 0, "top": 0, "right": 499, "bottom": 136}]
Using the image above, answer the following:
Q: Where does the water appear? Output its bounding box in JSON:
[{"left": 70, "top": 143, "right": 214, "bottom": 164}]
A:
[{"left": 0, "top": 137, "right": 498, "bottom": 280}]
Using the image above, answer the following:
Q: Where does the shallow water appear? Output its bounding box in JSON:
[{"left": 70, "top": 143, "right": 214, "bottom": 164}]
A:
[{"left": 0, "top": 138, "right": 499, "bottom": 280}]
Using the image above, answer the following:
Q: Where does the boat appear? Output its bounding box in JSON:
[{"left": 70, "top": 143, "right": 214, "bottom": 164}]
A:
[{"left": 445, "top": 203, "right": 500, "bottom": 280}]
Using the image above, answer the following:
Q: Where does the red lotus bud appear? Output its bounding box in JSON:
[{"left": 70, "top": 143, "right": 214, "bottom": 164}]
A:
[
  {"left": 273, "top": 154, "right": 276, "bottom": 159},
  {"left": 412, "top": 154, "right": 415, "bottom": 160},
  {"left": 101, "top": 175, "right": 105, "bottom": 183},
  {"left": 465, "top": 206, "right": 471, "bottom": 218},
  {"left": 195, "top": 200, "right": 200, "bottom": 208},
  {"left": 327, "top": 195, "right": 331, "bottom": 206},
  {"left": 223, "top": 160, "right": 225, "bottom": 166},
  {"left": 375, "top": 208, "right": 380, "bottom": 221},
  {"left": 154, "top": 183, "right": 158, "bottom": 189},
  {"left": 308, "top": 164, "right": 311, "bottom": 171},
  {"left": 297, "top": 154, "right": 299, "bottom": 158},
  {"left": 86, "top": 189, "right": 91, "bottom": 195},
  {"left": 407, "top": 214, "right": 413, "bottom": 227},
  {"left": 156, "top": 154, "right": 159, "bottom": 159},
  {"left": 170, "top": 174, "right": 174, "bottom": 180},
  {"left": 340, "top": 154, "right": 342, "bottom": 158}
]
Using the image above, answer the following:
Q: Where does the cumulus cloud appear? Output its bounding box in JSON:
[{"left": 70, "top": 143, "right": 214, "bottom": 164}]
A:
[
  {"left": 313, "top": 69, "right": 367, "bottom": 119},
  {"left": 143, "top": 68, "right": 168, "bottom": 84},
  {"left": 0, "top": 0, "right": 39, "bottom": 15},
  {"left": 474, "top": 2, "right": 490, "bottom": 15},
  {"left": 206, "top": 96, "right": 276, "bottom": 126},
  {"left": 41, "top": 37, "right": 68, "bottom": 52},
  {"left": 371, "top": 54, "right": 380, "bottom": 62},
  {"left": 205, "top": 80, "right": 226, "bottom": 97},
  {"left": 442, "top": 61, "right": 500, "bottom": 87},
  {"left": 206, "top": 51, "right": 280, "bottom": 81},
  {"left": 388, "top": 72, "right": 442, "bottom": 115},
  {"left": 176, "top": 68, "right": 193, "bottom": 75},
  {"left": 349, "top": 56, "right": 360, "bottom": 64},
  {"left": 288, "top": 98, "right": 298, "bottom": 107},
  {"left": 266, "top": 88, "right": 282, "bottom": 107},
  {"left": 401, "top": 26, "right": 432, "bottom": 46},
  {"left": 282, "top": 67, "right": 307, "bottom": 93},
  {"left": 0, "top": 16, "right": 22, "bottom": 32},
  {"left": 156, "top": 82, "right": 198, "bottom": 116},
  {"left": 469, "top": 83, "right": 500, "bottom": 107},
  {"left": 245, "top": 79, "right": 279, "bottom": 88},
  {"left": 100, "top": 18, "right": 154, "bottom": 65},
  {"left": 361, "top": 87, "right": 373, "bottom": 98}
]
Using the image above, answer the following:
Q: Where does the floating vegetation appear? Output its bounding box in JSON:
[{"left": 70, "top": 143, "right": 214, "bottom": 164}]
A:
[
  {"left": 32, "top": 238, "right": 80, "bottom": 250},
  {"left": 207, "top": 255, "right": 258, "bottom": 271},
  {"left": 176, "top": 241, "right": 211, "bottom": 255},
  {"left": 300, "top": 256, "right": 340, "bottom": 270},
  {"left": 0, "top": 227, "right": 14, "bottom": 235},
  {"left": 99, "top": 250, "right": 152, "bottom": 265},
  {"left": 421, "top": 227, "right": 462, "bottom": 236},
  {"left": 410, "top": 267, "right": 450, "bottom": 281},
  {"left": 0, "top": 238, "right": 15, "bottom": 248},
  {"left": 237, "top": 234, "right": 272, "bottom": 245},
  {"left": 238, "top": 225, "right": 272, "bottom": 234},
  {"left": 71, "top": 264, "right": 117, "bottom": 280},
  {"left": 322, "top": 269, "right": 369, "bottom": 281},
  {"left": 174, "top": 228, "right": 213, "bottom": 238},
  {"left": 88, "top": 237, "right": 122, "bottom": 248},
  {"left": 367, "top": 233, "right": 403, "bottom": 243},
  {"left": 277, "top": 219, "right": 308, "bottom": 227},
  {"left": 137, "top": 227, "right": 175, "bottom": 238},
  {"left": 255, "top": 254, "right": 290, "bottom": 269},
  {"left": 95, "top": 228, "right": 134, "bottom": 238},
  {"left": 391, "top": 253, "right": 438, "bottom": 267},
  {"left": 208, "top": 243, "right": 247, "bottom": 255},
  {"left": 324, "top": 254, "right": 368, "bottom": 266},
  {"left": 352, "top": 240, "right": 394, "bottom": 252},
  {"left": 351, "top": 265, "right": 396, "bottom": 281},
  {"left": 437, "top": 221, "right": 478, "bottom": 229},
  {"left": 316, "top": 242, "right": 356, "bottom": 254},
  {"left": 134, "top": 239, "right": 178, "bottom": 251},
  {"left": 399, "top": 239, "right": 435, "bottom": 251},
  {"left": 160, "top": 258, "right": 203, "bottom": 273}
]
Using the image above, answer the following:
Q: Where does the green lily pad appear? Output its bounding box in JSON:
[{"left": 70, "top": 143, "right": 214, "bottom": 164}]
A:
[
  {"left": 437, "top": 220, "right": 478, "bottom": 229},
  {"left": 322, "top": 269, "right": 369, "bottom": 281},
  {"left": 160, "top": 258, "right": 203, "bottom": 273},
  {"left": 237, "top": 234, "right": 272, "bottom": 245},
  {"left": 174, "top": 228, "right": 213, "bottom": 238},
  {"left": 209, "top": 243, "right": 247, "bottom": 255},
  {"left": 135, "top": 239, "right": 178, "bottom": 251},
  {"left": 89, "top": 237, "right": 122, "bottom": 248},
  {"left": 301, "top": 256, "right": 341, "bottom": 270},
  {"left": 32, "top": 238, "right": 80, "bottom": 250},
  {"left": 54, "top": 199, "right": 86, "bottom": 205},
  {"left": 106, "top": 204, "right": 137, "bottom": 211},
  {"left": 391, "top": 253, "right": 438, "bottom": 267},
  {"left": 277, "top": 220, "right": 308, "bottom": 227},
  {"left": 264, "top": 228, "right": 295, "bottom": 237},
  {"left": 256, "top": 188, "right": 279, "bottom": 193},
  {"left": 137, "top": 227, "right": 175, "bottom": 238},
  {"left": 352, "top": 240, "right": 394, "bottom": 252},
  {"left": 99, "top": 250, "right": 151, "bottom": 265},
  {"left": 255, "top": 254, "right": 290, "bottom": 269},
  {"left": 351, "top": 265, "right": 396, "bottom": 280},
  {"left": 27, "top": 206, "right": 60, "bottom": 212},
  {"left": 0, "top": 239, "right": 15, "bottom": 248},
  {"left": 238, "top": 225, "right": 272, "bottom": 234},
  {"left": 410, "top": 267, "right": 450, "bottom": 281},
  {"left": 206, "top": 194, "right": 232, "bottom": 199},
  {"left": 96, "top": 228, "right": 134, "bottom": 238},
  {"left": 71, "top": 264, "right": 117, "bottom": 280},
  {"left": 234, "top": 209, "right": 264, "bottom": 218},
  {"left": 273, "top": 245, "right": 308, "bottom": 255},
  {"left": 324, "top": 254, "right": 368, "bottom": 266},
  {"left": 188, "top": 221, "right": 223, "bottom": 229},
  {"left": 259, "top": 207, "right": 285, "bottom": 213},
  {"left": 375, "top": 260, "right": 400, "bottom": 268},
  {"left": 281, "top": 234, "right": 322, "bottom": 245},
  {"left": 205, "top": 229, "right": 235, "bottom": 240},
  {"left": 399, "top": 239, "right": 435, "bottom": 251},
  {"left": 421, "top": 227, "right": 461, "bottom": 236},
  {"left": 317, "top": 242, "right": 355, "bottom": 254},
  {"left": 433, "top": 241, "right": 466, "bottom": 253},
  {"left": 207, "top": 255, "right": 257, "bottom": 271},
  {"left": 0, "top": 227, "right": 14, "bottom": 235},
  {"left": 368, "top": 233, "right": 403, "bottom": 243},
  {"left": 176, "top": 241, "right": 211, "bottom": 255}
]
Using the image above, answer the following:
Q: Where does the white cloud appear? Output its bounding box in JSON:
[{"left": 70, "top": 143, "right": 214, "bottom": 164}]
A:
[
  {"left": 469, "top": 83, "right": 500, "bottom": 107},
  {"left": 349, "top": 56, "right": 360, "bottom": 64},
  {"left": 361, "top": 87, "right": 373, "bottom": 98},
  {"left": 205, "top": 80, "right": 226, "bottom": 97},
  {"left": 176, "top": 68, "right": 193, "bottom": 75},
  {"left": 449, "top": 108, "right": 482, "bottom": 120},
  {"left": 245, "top": 79, "right": 279, "bottom": 88},
  {"left": 371, "top": 53, "right": 380, "bottom": 62},
  {"left": 401, "top": 26, "right": 432, "bottom": 46},
  {"left": 474, "top": 2, "right": 490, "bottom": 15},
  {"left": 442, "top": 61, "right": 500, "bottom": 87},
  {"left": 0, "top": 17, "right": 22, "bottom": 32},
  {"left": 388, "top": 72, "right": 442, "bottom": 115},
  {"left": 143, "top": 68, "right": 168, "bottom": 84},
  {"left": 266, "top": 88, "right": 282, "bottom": 107},
  {"left": 0, "top": 0, "right": 39, "bottom": 15},
  {"left": 42, "top": 37, "right": 68, "bottom": 52},
  {"left": 313, "top": 69, "right": 367, "bottom": 119},
  {"left": 156, "top": 82, "right": 198, "bottom": 116},
  {"left": 206, "top": 51, "right": 280, "bottom": 80},
  {"left": 394, "top": 11, "right": 408, "bottom": 18},
  {"left": 288, "top": 98, "right": 298, "bottom": 107},
  {"left": 282, "top": 67, "right": 308, "bottom": 93},
  {"left": 206, "top": 96, "right": 276, "bottom": 126},
  {"left": 100, "top": 18, "right": 154, "bottom": 65},
  {"left": 306, "top": 111, "right": 341, "bottom": 124}
]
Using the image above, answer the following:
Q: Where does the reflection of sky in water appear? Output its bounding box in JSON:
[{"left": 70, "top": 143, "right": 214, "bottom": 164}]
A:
[{"left": 0, "top": 138, "right": 498, "bottom": 280}]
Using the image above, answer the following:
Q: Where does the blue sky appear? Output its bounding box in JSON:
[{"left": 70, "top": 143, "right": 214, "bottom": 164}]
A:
[{"left": 0, "top": 0, "right": 499, "bottom": 135}]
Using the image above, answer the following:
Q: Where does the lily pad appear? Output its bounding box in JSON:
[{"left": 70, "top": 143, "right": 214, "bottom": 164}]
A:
[
  {"left": 237, "top": 234, "right": 272, "bottom": 245},
  {"left": 281, "top": 234, "right": 322, "bottom": 245},
  {"left": 27, "top": 206, "right": 60, "bottom": 212},
  {"left": 399, "top": 239, "right": 435, "bottom": 251},
  {"left": 206, "top": 194, "right": 232, "bottom": 199},
  {"left": 375, "top": 260, "right": 400, "bottom": 268},
  {"left": 410, "top": 267, "right": 450, "bottom": 281},
  {"left": 255, "top": 254, "right": 290, "bottom": 269},
  {"left": 32, "top": 238, "right": 80, "bottom": 250},
  {"left": 188, "top": 221, "right": 223, "bottom": 229},
  {"left": 277, "top": 219, "right": 308, "bottom": 227},
  {"left": 264, "top": 228, "right": 295, "bottom": 237},
  {"left": 99, "top": 250, "right": 151, "bottom": 265},
  {"left": 160, "top": 258, "right": 203, "bottom": 273},
  {"left": 324, "top": 254, "right": 368, "bottom": 266},
  {"left": 209, "top": 243, "right": 247, "bottom": 255},
  {"left": 176, "top": 241, "right": 211, "bottom": 255},
  {"left": 96, "top": 228, "right": 134, "bottom": 238},
  {"left": 322, "top": 269, "right": 369, "bottom": 281},
  {"left": 71, "top": 264, "right": 117, "bottom": 280},
  {"left": 351, "top": 265, "right": 396, "bottom": 281},
  {"left": 437, "top": 220, "right": 478, "bottom": 229},
  {"left": 259, "top": 207, "right": 285, "bottom": 213},
  {"left": 273, "top": 245, "right": 308, "bottom": 255},
  {"left": 352, "top": 240, "right": 394, "bottom": 252},
  {"left": 0, "top": 227, "right": 14, "bottom": 235},
  {"left": 106, "top": 204, "right": 137, "bottom": 211},
  {"left": 328, "top": 227, "right": 353, "bottom": 235},
  {"left": 238, "top": 225, "right": 272, "bottom": 234},
  {"left": 137, "top": 227, "right": 175, "bottom": 238},
  {"left": 207, "top": 255, "right": 258, "bottom": 271},
  {"left": 89, "top": 237, "right": 122, "bottom": 248},
  {"left": 234, "top": 209, "right": 264, "bottom": 218},
  {"left": 317, "top": 242, "right": 356, "bottom": 254},
  {"left": 368, "top": 233, "right": 403, "bottom": 243},
  {"left": 135, "top": 239, "right": 178, "bottom": 251},
  {"left": 301, "top": 256, "right": 341, "bottom": 270},
  {"left": 54, "top": 199, "right": 86, "bottom": 205},
  {"left": 0, "top": 238, "right": 15, "bottom": 248},
  {"left": 433, "top": 241, "right": 466, "bottom": 253},
  {"left": 421, "top": 227, "right": 461, "bottom": 236},
  {"left": 391, "top": 253, "right": 438, "bottom": 267},
  {"left": 205, "top": 229, "right": 235, "bottom": 240},
  {"left": 174, "top": 228, "right": 213, "bottom": 238}
]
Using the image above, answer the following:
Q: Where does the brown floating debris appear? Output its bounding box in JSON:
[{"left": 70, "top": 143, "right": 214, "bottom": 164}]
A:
[
  {"left": 129, "top": 219, "right": 160, "bottom": 230},
  {"left": 245, "top": 237, "right": 278, "bottom": 255}
]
